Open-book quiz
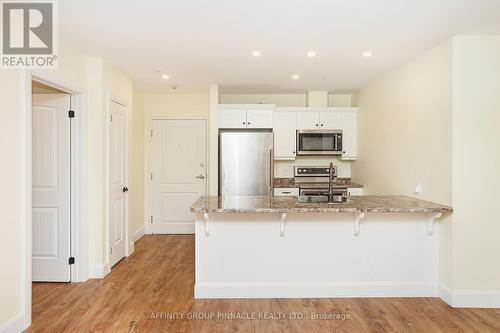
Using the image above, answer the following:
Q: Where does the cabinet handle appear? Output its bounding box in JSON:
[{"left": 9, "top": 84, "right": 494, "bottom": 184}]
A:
[
  {"left": 242, "top": 122, "right": 246, "bottom": 125},
  {"left": 315, "top": 124, "right": 319, "bottom": 127},
  {"left": 292, "top": 151, "right": 295, "bottom": 154},
  {"left": 247, "top": 122, "right": 251, "bottom": 125},
  {"left": 321, "top": 124, "right": 324, "bottom": 127},
  {"left": 282, "top": 191, "right": 291, "bottom": 194}
]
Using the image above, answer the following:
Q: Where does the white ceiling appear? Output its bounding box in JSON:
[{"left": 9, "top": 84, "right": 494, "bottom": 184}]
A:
[{"left": 59, "top": 0, "right": 500, "bottom": 93}]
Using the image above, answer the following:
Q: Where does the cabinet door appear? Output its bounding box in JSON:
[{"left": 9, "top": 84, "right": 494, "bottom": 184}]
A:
[
  {"left": 274, "top": 188, "right": 299, "bottom": 196},
  {"left": 297, "top": 111, "right": 320, "bottom": 129},
  {"left": 219, "top": 109, "right": 247, "bottom": 128},
  {"left": 246, "top": 109, "right": 273, "bottom": 128},
  {"left": 347, "top": 188, "right": 363, "bottom": 196},
  {"left": 320, "top": 111, "right": 342, "bottom": 129},
  {"left": 341, "top": 111, "right": 357, "bottom": 160},
  {"left": 273, "top": 111, "right": 297, "bottom": 160}
]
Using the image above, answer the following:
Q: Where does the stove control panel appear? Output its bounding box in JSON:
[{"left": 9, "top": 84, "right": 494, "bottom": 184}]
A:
[{"left": 294, "top": 166, "right": 337, "bottom": 177}]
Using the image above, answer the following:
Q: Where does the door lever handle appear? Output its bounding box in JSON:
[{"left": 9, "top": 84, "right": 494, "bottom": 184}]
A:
[
  {"left": 196, "top": 174, "right": 205, "bottom": 179},
  {"left": 122, "top": 187, "right": 129, "bottom": 193}
]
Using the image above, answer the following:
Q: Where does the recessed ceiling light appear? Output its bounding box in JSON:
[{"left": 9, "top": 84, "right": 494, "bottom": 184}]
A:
[
  {"left": 362, "top": 51, "right": 372, "bottom": 57},
  {"left": 161, "top": 74, "right": 170, "bottom": 79},
  {"left": 252, "top": 50, "right": 261, "bottom": 57},
  {"left": 292, "top": 74, "right": 300, "bottom": 80},
  {"left": 307, "top": 50, "right": 317, "bottom": 57}
]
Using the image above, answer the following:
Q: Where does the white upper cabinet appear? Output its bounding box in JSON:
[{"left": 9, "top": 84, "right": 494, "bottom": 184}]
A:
[
  {"left": 296, "top": 109, "right": 342, "bottom": 129},
  {"left": 273, "top": 110, "right": 297, "bottom": 160},
  {"left": 219, "top": 108, "right": 247, "bottom": 128},
  {"left": 320, "top": 110, "right": 342, "bottom": 129},
  {"left": 219, "top": 105, "right": 274, "bottom": 129},
  {"left": 246, "top": 109, "right": 273, "bottom": 128},
  {"left": 297, "top": 111, "right": 320, "bottom": 129},
  {"left": 341, "top": 109, "right": 357, "bottom": 160}
]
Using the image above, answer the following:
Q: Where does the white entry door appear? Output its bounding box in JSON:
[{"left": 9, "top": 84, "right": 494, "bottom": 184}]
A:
[
  {"left": 109, "top": 101, "right": 128, "bottom": 267},
  {"left": 150, "top": 119, "right": 207, "bottom": 234},
  {"left": 32, "top": 94, "right": 71, "bottom": 282}
]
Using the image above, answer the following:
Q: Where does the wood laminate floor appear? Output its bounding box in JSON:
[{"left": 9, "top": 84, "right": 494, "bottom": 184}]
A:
[{"left": 26, "top": 235, "right": 500, "bottom": 333}]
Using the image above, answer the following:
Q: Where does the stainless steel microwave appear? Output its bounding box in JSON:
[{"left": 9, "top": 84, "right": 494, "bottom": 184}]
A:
[{"left": 296, "top": 129, "right": 343, "bottom": 156}]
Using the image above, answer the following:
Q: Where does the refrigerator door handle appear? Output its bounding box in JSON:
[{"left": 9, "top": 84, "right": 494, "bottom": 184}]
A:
[{"left": 269, "top": 147, "right": 274, "bottom": 192}]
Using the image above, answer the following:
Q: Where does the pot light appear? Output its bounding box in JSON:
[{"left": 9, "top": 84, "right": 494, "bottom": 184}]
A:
[
  {"left": 362, "top": 51, "right": 372, "bottom": 57},
  {"left": 161, "top": 74, "right": 170, "bottom": 79},
  {"left": 252, "top": 50, "right": 261, "bottom": 57},
  {"left": 307, "top": 50, "right": 316, "bottom": 57},
  {"left": 292, "top": 74, "right": 300, "bottom": 80}
]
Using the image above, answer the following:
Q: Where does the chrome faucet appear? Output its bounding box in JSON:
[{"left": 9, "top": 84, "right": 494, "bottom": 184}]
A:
[{"left": 328, "top": 162, "right": 335, "bottom": 203}]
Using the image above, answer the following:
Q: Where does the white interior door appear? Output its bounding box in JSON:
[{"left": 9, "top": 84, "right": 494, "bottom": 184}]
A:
[
  {"left": 109, "top": 101, "right": 128, "bottom": 267},
  {"left": 32, "top": 94, "right": 71, "bottom": 282},
  {"left": 150, "top": 119, "right": 207, "bottom": 234}
]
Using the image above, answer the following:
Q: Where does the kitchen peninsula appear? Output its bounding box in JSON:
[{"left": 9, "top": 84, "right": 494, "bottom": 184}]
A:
[{"left": 191, "top": 195, "right": 452, "bottom": 299}]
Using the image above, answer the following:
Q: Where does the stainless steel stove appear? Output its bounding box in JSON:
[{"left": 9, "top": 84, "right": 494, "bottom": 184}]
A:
[{"left": 294, "top": 166, "right": 348, "bottom": 197}]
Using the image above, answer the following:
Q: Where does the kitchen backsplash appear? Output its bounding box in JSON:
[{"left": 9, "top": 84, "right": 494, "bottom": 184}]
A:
[{"left": 274, "top": 157, "right": 352, "bottom": 178}]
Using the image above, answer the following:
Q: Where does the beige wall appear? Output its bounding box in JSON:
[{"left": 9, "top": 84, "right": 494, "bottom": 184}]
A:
[
  {"left": 220, "top": 93, "right": 355, "bottom": 107},
  {"left": 353, "top": 36, "right": 500, "bottom": 294},
  {"left": 452, "top": 35, "right": 500, "bottom": 290},
  {"left": 220, "top": 93, "right": 307, "bottom": 106},
  {"left": 131, "top": 89, "right": 145, "bottom": 234},
  {"left": 353, "top": 40, "right": 454, "bottom": 285}
]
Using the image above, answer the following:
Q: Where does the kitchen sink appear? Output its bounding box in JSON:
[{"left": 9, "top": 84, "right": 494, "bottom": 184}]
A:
[{"left": 297, "top": 195, "right": 350, "bottom": 203}]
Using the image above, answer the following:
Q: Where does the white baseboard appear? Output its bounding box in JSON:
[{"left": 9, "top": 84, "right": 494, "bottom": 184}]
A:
[
  {"left": 0, "top": 313, "right": 24, "bottom": 333},
  {"left": 132, "top": 225, "right": 145, "bottom": 242},
  {"left": 145, "top": 222, "right": 194, "bottom": 234},
  {"left": 439, "top": 283, "right": 453, "bottom": 305},
  {"left": 439, "top": 284, "right": 500, "bottom": 308},
  {"left": 88, "top": 263, "right": 110, "bottom": 279},
  {"left": 195, "top": 282, "right": 438, "bottom": 299}
]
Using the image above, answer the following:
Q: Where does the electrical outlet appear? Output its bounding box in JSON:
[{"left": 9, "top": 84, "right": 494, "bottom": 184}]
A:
[{"left": 414, "top": 183, "right": 421, "bottom": 194}]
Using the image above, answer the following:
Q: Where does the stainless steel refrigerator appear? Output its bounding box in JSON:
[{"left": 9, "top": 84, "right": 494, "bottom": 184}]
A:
[{"left": 219, "top": 130, "right": 274, "bottom": 196}]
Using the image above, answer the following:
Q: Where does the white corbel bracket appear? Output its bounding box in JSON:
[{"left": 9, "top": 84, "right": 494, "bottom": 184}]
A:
[
  {"left": 353, "top": 212, "right": 365, "bottom": 236},
  {"left": 280, "top": 213, "right": 287, "bottom": 237},
  {"left": 426, "top": 212, "right": 442, "bottom": 236},
  {"left": 203, "top": 213, "right": 210, "bottom": 236}
]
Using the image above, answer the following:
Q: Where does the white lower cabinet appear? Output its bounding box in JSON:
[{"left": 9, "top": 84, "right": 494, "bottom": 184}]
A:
[
  {"left": 274, "top": 188, "right": 299, "bottom": 196},
  {"left": 273, "top": 111, "right": 297, "bottom": 160},
  {"left": 347, "top": 188, "right": 363, "bottom": 196}
]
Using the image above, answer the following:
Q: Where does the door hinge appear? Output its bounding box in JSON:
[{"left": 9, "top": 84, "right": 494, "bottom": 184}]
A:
[
  {"left": 150, "top": 216, "right": 153, "bottom": 224},
  {"left": 68, "top": 257, "right": 75, "bottom": 265},
  {"left": 150, "top": 172, "right": 153, "bottom": 181},
  {"left": 110, "top": 247, "right": 113, "bottom": 255},
  {"left": 68, "top": 110, "right": 75, "bottom": 118},
  {"left": 150, "top": 129, "right": 153, "bottom": 138},
  {"left": 110, "top": 114, "right": 113, "bottom": 122}
]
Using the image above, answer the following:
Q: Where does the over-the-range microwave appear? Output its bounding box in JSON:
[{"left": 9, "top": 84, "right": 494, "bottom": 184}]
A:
[{"left": 296, "top": 129, "right": 343, "bottom": 156}]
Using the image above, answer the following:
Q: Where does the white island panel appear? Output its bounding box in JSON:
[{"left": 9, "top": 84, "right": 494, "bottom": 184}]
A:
[{"left": 195, "top": 212, "right": 438, "bottom": 298}]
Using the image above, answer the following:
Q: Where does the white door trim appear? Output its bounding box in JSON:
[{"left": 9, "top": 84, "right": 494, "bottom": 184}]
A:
[
  {"left": 146, "top": 118, "right": 208, "bottom": 234},
  {"left": 106, "top": 92, "right": 132, "bottom": 270},
  {"left": 22, "top": 70, "right": 88, "bottom": 330}
]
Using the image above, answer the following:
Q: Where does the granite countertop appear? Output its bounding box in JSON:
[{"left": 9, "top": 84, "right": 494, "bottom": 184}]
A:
[
  {"left": 190, "top": 195, "right": 453, "bottom": 214},
  {"left": 274, "top": 178, "right": 364, "bottom": 189}
]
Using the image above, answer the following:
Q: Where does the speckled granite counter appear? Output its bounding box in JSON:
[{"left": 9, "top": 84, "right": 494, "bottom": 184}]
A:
[
  {"left": 273, "top": 177, "right": 364, "bottom": 189},
  {"left": 191, "top": 195, "right": 452, "bottom": 214}
]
